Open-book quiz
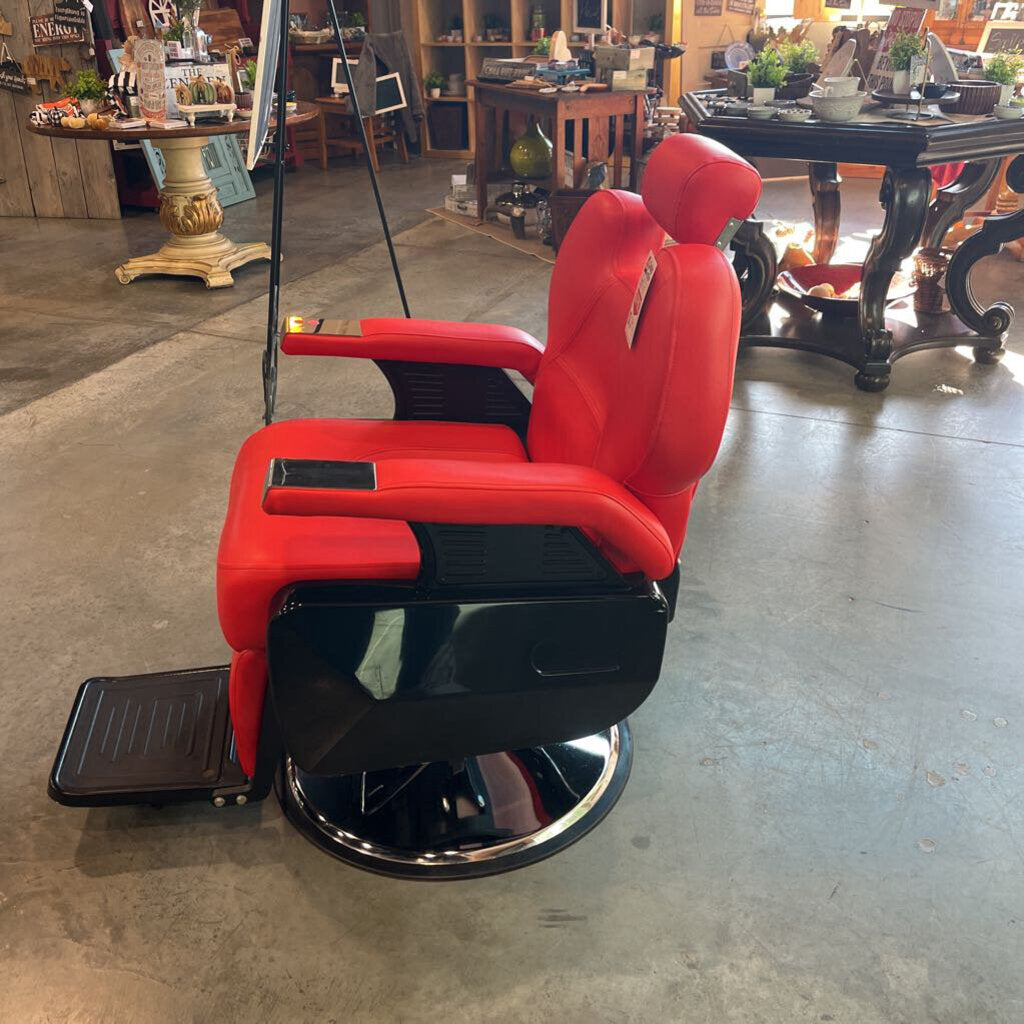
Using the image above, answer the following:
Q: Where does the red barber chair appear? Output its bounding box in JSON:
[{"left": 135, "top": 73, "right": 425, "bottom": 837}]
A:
[{"left": 50, "top": 135, "right": 761, "bottom": 878}]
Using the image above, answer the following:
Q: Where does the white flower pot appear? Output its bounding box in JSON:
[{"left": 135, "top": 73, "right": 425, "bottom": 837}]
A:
[
  {"left": 999, "top": 83, "right": 1014, "bottom": 105},
  {"left": 79, "top": 98, "right": 100, "bottom": 115},
  {"left": 428, "top": 87, "right": 441, "bottom": 98},
  {"left": 751, "top": 86, "right": 775, "bottom": 106},
  {"left": 891, "top": 70, "right": 910, "bottom": 95}
]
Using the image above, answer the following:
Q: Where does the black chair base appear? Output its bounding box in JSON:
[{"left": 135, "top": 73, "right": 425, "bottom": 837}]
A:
[{"left": 277, "top": 721, "right": 633, "bottom": 880}]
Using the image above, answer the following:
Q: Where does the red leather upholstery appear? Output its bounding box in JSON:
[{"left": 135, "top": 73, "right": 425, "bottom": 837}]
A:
[
  {"left": 264, "top": 459, "right": 675, "bottom": 580},
  {"left": 283, "top": 318, "right": 545, "bottom": 382},
  {"left": 641, "top": 133, "right": 763, "bottom": 246},
  {"left": 217, "top": 134, "right": 761, "bottom": 777}
]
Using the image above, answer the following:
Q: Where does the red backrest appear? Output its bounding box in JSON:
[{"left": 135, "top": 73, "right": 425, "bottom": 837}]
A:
[{"left": 527, "top": 134, "right": 762, "bottom": 572}]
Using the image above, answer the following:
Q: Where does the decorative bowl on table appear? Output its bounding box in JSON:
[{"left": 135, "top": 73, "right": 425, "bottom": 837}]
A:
[
  {"left": 938, "top": 80, "right": 1000, "bottom": 116},
  {"left": 777, "top": 263, "right": 913, "bottom": 317},
  {"left": 810, "top": 91, "right": 866, "bottom": 123},
  {"left": 747, "top": 105, "right": 773, "bottom": 119},
  {"left": 993, "top": 103, "right": 1024, "bottom": 120},
  {"left": 778, "top": 107, "right": 811, "bottom": 123},
  {"left": 871, "top": 87, "right": 960, "bottom": 107}
]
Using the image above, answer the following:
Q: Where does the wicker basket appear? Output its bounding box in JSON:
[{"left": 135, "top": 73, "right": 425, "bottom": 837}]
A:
[
  {"left": 939, "top": 80, "right": 1001, "bottom": 116},
  {"left": 548, "top": 189, "right": 597, "bottom": 251}
]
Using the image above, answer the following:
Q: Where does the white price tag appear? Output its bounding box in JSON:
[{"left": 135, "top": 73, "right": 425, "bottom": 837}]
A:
[{"left": 625, "top": 251, "right": 658, "bottom": 349}]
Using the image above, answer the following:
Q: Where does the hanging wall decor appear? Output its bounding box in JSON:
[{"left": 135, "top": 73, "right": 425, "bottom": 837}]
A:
[
  {"left": 0, "top": 40, "right": 29, "bottom": 93},
  {"left": 0, "top": 10, "right": 13, "bottom": 35},
  {"left": 53, "top": 0, "right": 89, "bottom": 38},
  {"left": 23, "top": 52, "right": 71, "bottom": 94},
  {"left": 726, "top": 0, "right": 756, "bottom": 13},
  {"left": 695, "top": 0, "right": 724, "bottom": 15},
  {"left": 30, "top": 13, "right": 87, "bottom": 46}
]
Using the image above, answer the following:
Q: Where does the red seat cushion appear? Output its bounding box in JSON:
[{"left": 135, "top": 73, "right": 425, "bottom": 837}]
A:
[{"left": 217, "top": 418, "right": 527, "bottom": 651}]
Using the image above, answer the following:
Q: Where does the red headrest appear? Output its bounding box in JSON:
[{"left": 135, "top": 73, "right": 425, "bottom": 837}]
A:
[{"left": 641, "top": 134, "right": 762, "bottom": 246}]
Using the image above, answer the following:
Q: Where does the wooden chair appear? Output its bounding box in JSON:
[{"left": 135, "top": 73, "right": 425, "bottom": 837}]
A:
[{"left": 314, "top": 98, "right": 410, "bottom": 172}]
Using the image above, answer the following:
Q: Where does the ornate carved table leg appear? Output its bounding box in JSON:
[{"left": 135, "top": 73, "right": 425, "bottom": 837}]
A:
[
  {"left": 944, "top": 154, "right": 1024, "bottom": 365},
  {"left": 854, "top": 166, "right": 931, "bottom": 391},
  {"left": 809, "top": 162, "right": 841, "bottom": 266},
  {"left": 115, "top": 138, "right": 272, "bottom": 288},
  {"left": 921, "top": 159, "right": 1001, "bottom": 251},
  {"left": 731, "top": 219, "right": 778, "bottom": 328}
]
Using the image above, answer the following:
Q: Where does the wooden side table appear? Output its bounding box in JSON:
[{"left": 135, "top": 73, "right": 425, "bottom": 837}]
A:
[
  {"left": 27, "top": 103, "right": 318, "bottom": 288},
  {"left": 313, "top": 97, "right": 410, "bottom": 172},
  {"left": 468, "top": 80, "right": 646, "bottom": 222}
]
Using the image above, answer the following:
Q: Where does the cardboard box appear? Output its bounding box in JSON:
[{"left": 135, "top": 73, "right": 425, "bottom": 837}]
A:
[{"left": 594, "top": 45, "right": 655, "bottom": 72}]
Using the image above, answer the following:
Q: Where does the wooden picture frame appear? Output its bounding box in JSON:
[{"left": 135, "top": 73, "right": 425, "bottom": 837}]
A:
[{"left": 573, "top": 0, "right": 607, "bottom": 34}]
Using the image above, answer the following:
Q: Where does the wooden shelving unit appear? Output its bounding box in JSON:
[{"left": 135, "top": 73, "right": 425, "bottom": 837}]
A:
[{"left": 408, "top": 0, "right": 681, "bottom": 159}]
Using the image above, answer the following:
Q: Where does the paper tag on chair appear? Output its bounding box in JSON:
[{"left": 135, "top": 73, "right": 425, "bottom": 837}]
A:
[{"left": 625, "top": 251, "right": 658, "bottom": 349}]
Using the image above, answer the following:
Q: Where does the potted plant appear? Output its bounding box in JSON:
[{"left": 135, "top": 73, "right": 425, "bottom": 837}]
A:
[
  {"left": 746, "top": 48, "right": 787, "bottom": 106},
  {"left": 531, "top": 35, "right": 551, "bottom": 57},
  {"left": 424, "top": 71, "right": 443, "bottom": 99},
  {"left": 779, "top": 39, "right": 819, "bottom": 76},
  {"left": 986, "top": 52, "right": 1024, "bottom": 105},
  {"left": 235, "top": 58, "right": 257, "bottom": 109},
  {"left": 68, "top": 68, "right": 107, "bottom": 116},
  {"left": 483, "top": 13, "right": 506, "bottom": 42},
  {"left": 889, "top": 31, "right": 925, "bottom": 95}
]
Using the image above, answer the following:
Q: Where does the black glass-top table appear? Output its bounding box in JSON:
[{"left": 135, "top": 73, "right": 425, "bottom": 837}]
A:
[{"left": 682, "top": 90, "right": 1024, "bottom": 391}]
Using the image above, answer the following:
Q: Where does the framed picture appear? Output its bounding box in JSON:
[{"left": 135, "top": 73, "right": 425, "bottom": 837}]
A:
[
  {"left": 165, "top": 40, "right": 181, "bottom": 59},
  {"left": 373, "top": 71, "right": 407, "bottom": 115},
  {"left": 573, "top": 0, "right": 608, "bottom": 34}
]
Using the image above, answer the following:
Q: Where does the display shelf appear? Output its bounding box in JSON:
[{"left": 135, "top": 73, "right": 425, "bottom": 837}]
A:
[{"left": 408, "top": 0, "right": 678, "bottom": 159}]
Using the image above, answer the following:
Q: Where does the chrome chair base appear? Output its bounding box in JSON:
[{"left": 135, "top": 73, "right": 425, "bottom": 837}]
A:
[{"left": 277, "top": 721, "right": 633, "bottom": 879}]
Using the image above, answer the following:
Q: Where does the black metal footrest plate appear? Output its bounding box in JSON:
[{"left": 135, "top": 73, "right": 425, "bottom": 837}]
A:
[{"left": 49, "top": 665, "right": 248, "bottom": 806}]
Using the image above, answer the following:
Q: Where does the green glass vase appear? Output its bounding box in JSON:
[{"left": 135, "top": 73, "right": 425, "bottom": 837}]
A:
[{"left": 509, "top": 121, "right": 553, "bottom": 180}]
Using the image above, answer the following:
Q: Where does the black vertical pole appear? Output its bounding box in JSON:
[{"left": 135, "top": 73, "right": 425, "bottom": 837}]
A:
[
  {"left": 262, "top": 0, "right": 292, "bottom": 425},
  {"left": 326, "top": 0, "right": 411, "bottom": 318}
]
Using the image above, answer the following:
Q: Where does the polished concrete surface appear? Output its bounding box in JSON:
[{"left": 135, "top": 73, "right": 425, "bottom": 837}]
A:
[{"left": 1, "top": 159, "right": 1023, "bottom": 1023}]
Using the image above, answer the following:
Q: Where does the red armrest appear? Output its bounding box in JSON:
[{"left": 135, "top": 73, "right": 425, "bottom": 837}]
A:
[
  {"left": 262, "top": 458, "right": 676, "bottom": 581},
  {"left": 281, "top": 317, "right": 545, "bottom": 383}
]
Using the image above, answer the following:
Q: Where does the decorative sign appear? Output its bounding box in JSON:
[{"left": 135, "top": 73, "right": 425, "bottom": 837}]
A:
[
  {"left": 30, "top": 14, "right": 86, "bottom": 46},
  {"left": 726, "top": 0, "right": 755, "bottom": 13},
  {"left": 0, "top": 10, "right": 13, "bottom": 35},
  {"left": 23, "top": 53, "right": 71, "bottom": 93},
  {"left": 824, "top": 0, "right": 853, "bottom": 8},
  {"left": 866, "top": 7, "right": 926, "bottom": 92},
  {"left": 53, "top": 0, "right": 89, "bottom": 38},
  {"left": 695, "top": 0, "right": 724, "bottom": 14},
  {"left": 979, "top": 21, "right": 1024, "bottom": 54},
  {"left": 0, "top": 40, "right": 29, "bottom": 94},
  {"left": 909, "top": 52, "right": 928, "bottom": 88},
  {"left": 135, "top": 38, "right": 167, "bottom": 120}
]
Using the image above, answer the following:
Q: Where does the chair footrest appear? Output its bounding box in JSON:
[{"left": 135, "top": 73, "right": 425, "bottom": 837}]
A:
[{"left": 49, "top": 666, "right": 251, "bottom": 807}]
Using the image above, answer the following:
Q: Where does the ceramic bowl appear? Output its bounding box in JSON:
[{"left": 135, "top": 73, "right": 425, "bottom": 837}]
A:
[
  {"left": 778, "top": 108, "right": 811, "bottom": 123},
  {"left": 811, "top": 91, "right": 865, "bottom": 123},
  {"left": 747, "top": 105, "right": 774, "bottom": 119},
  {"left": 993, "top": 104, "right": 1024, "bottom": 120}
]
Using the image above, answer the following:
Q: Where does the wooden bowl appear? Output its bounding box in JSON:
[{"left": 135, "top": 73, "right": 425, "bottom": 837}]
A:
[{"left": 938, "top": 80, "right": 1000, "bottom": 116}]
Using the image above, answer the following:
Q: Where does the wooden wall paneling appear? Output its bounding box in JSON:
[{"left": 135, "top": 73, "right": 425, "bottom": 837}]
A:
[
  {"left": 8, "top": 0, "right": 64, "bottom": 215},
  {"left": 0, "top": 89, "right": 35, "bottom": 215}
]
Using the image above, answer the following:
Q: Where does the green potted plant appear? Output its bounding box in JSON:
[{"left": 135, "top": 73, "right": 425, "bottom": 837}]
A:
[
  {"left": 888, "top": 31, "right": 925, "bottom": 95},
  {"left": 779, "top": 39, "right": 819, "bottom": 76},
  {"left": 531, "top": 35, "right": 551, "bottom": 57},
  {"left": 986, "top": 52, "right": 1024, "bottom": 105},
  {"left": 67, "top": 68, "right": 107, "bottom": 116},
  {"left": 424, "top": 70, "right": 443, "bottom": 99},
  {"left": 746, "top": 47, "right": 787, "bottom": 106}
]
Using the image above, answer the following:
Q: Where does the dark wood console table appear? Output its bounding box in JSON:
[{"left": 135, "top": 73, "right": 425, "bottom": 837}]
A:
[{"left": 682, "top": 89, "right": 1024, "bottom": 391}]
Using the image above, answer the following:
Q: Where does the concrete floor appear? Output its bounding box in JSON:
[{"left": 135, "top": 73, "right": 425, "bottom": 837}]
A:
[{"left": 1, "top": 157, "right": 1023, "bottom": 1023}]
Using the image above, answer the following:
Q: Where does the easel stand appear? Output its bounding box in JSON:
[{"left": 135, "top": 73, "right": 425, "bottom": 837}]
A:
[{"left": 262, "top": 0, "right": 410, "bottom": 424}]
